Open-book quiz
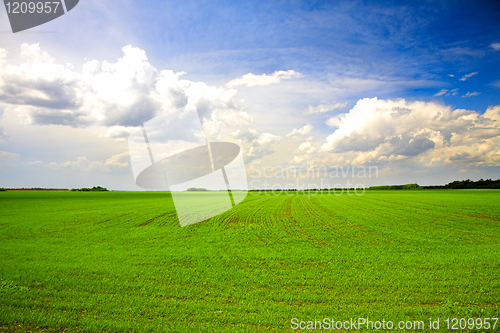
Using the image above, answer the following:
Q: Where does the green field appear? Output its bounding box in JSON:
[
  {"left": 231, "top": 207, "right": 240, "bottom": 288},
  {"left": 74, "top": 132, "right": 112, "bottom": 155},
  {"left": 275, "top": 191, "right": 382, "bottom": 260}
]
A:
[{"left": 0, "top": 190, "right": 499, "bottom": 332}]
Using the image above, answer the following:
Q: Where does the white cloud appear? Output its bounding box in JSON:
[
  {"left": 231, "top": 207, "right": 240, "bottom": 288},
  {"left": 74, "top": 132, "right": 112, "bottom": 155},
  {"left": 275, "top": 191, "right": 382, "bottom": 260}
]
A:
[
  {"left": 0, "top": 44, "right": 283, "bottom": 162},
  {"left": 226, "top": 70, "right": 303, "bottom": 88},
  {"left": 304, "top": 102, "right": 347, "bottom": 115},
  {"left": 433, "top": 89, "right": 448, "bottom": 96},
  {"left": 325, "top": 114, "right": 346, "bottom": 127},
  {"left": 318, "top": 98, "right": 500, "bottom": 167},
  {"left": 0, "top": 44, "right": 242, "bottom": 129},
  {"left": 45, "top": 152, "right": 130, "bottom": 173},
  {"left": 0, "top": 108, "right": 7, "bottom": 143},
  {"left": 0, "top": 151, "right": 19, "bottom": 162},
  {"left": 246, "top": 133, "right": 281, "bottom": 160},
  {"left": 459, "top": 72, "right": 478, "bottom": 81},
  {"left": 286, "top": 124, "right": 313, "bottom": 137},
  {"left": 434, "top": 88, "right": 459, "bottom": 97},
  {"left": 0, "top": 44, "right": 162, "bottom": 127},
  {"left": 490, "top": 43, "right": 500, "bottom": 51},
  {"left": 103, "top": 126, "right": 136, "bottom": 141},
  {"left": 462, "top": 91, "right": 480, "bottom": 98},
  {"left": 484, "top": 104, "right": 500, "bottom": 122},
  {"left": 197, "top": 100, "right": 279, "bottom": 162},
  {"left": 448, "top": 74, "right": 455, "bottom": 77},
  {"left": 296, "top": 141, "right": 317, "bottom": 155}
]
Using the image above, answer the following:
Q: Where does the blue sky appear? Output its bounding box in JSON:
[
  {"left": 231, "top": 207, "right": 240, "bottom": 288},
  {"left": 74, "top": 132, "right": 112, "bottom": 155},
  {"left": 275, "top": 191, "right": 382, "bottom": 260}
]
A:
[{"left": 0, "top": 0, "right": 499, "bottom": 189}]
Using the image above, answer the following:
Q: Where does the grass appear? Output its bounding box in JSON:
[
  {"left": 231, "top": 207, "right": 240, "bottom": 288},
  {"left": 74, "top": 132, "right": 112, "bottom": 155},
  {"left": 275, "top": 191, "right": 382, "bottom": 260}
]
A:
[{"left": 0, "top": 190, "right": 499, "bottom": 332}]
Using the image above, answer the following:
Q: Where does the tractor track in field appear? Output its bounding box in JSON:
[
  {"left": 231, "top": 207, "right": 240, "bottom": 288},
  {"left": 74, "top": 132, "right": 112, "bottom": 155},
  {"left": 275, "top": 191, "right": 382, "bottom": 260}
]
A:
[
  {"left": 278, "top": 196, "right": 328, "bottom": 246},
  {"left": 137, "top": 213, "right": 172, "bottom": 227},
  {"left": 451, "top": 212, "right": 500, "bottom": 221}
]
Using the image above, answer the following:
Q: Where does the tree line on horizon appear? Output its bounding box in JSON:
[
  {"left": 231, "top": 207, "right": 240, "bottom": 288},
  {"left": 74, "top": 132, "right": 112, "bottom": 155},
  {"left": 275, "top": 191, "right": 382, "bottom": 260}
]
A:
[
  {"left": 368, "top": 179, "right": 500, "bottom": 190},
  {"left": 1, "top": 179, "right": 499, "bottom": 192},
  {"left": 70, "top": 186, "right": 109, "bottom": 192},
  {"left": 0, "top": 187, "right": 69, "bottom": 191},
  {"left": 422, "top": 178, "right": 500, "bottom": 189},
  {"left": 368, "top": 183, "right": 421, "bottom": 190}
]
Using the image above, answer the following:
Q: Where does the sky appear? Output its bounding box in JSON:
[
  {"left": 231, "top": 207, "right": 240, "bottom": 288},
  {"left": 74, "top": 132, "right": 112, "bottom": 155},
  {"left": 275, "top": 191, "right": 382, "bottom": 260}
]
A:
[{"left": 0, "top": 0, "right": 499, "bottom": 190}]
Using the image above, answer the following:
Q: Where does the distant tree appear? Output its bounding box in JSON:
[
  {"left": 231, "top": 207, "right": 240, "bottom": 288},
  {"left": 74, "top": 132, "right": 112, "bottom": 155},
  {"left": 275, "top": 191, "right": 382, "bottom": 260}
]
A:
[
  {"left": 71, "top": 186, "right": 109, "bottom": 192},
  {"left": 422, "top": 178, "right": 500, "bottom": 189},
  {"left": 186, "top": 187, "right": 209, "bottom": 191},
  {"left": 368, "top": 184, "right": 422, "bottom": 190}
]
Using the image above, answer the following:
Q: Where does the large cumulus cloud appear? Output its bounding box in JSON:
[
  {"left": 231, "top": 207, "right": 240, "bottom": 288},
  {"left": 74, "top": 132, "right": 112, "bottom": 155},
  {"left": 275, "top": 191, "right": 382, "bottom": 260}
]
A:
[
  {"left": 320, "top": 98, "right": 500, "bottom": 166},
  {"left": 0, "top": 44, "right": 184, "bottom": 127},
  {"left": 0, "top": 44, "right": 281, "bottom": 162}
]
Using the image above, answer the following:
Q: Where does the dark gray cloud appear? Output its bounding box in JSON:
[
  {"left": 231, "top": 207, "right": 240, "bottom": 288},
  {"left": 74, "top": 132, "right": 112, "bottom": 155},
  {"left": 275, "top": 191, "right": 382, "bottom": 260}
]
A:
[{"left": 389, "top": 134, "right": 435, "bottom": 156}]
